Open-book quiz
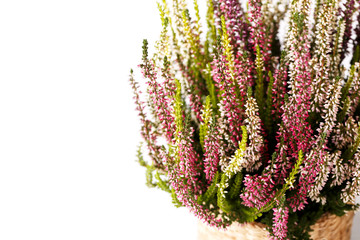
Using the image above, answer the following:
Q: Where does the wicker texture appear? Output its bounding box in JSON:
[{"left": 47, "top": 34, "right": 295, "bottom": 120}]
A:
[
  {"left": 198, "top": 211, "right": 355, "bottom": 240},
  {"left": 309, "top": 211, "right": 354, "bottom": 240}
]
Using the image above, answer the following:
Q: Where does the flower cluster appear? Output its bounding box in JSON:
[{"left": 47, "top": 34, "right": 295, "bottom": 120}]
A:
[
  {"left": 129, "top": 0, "right": 360, "bottom": 239},
  {"left": 271, "top": 205, "right": 289, "bottom": 240}
]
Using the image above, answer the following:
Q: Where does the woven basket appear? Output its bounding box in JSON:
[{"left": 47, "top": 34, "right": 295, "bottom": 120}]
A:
[{"left": 198, "top": 211, "right": 355, "bottom": 240}]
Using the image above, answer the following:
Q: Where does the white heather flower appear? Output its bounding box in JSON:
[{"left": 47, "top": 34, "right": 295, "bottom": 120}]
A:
[
  {"left": 306, "top": 73, "right": 342, "bottom": 203},
  {"left": 331, "top": 151, "right": 346, "bottom": 187},
  {"left": 332, "top": 117, "right": 358, "bottom": 149},
  {"left": 341, "top": 151, "right": 360, "bottom": 204},
  {"left": 309, "top": 150, "right": 331, "bottom": 204},
  {"left": 310, "top": 0, "right": 339, "bottom": 112},
  {"left": 317, "top": 76, "right": 343, "bottom": 138},
  {"left": 244, "top": 96, "right": 265, "bottom": 171}
]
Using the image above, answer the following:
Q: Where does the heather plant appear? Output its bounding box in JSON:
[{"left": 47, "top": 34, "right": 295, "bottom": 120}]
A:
[{"left": 129, "top": 0, "right": 360, "bottom": 239}]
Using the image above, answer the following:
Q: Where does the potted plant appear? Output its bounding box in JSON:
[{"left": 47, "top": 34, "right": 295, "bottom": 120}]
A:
[{"left": 129, "top": 0, "right": 360, "bottom": 239}]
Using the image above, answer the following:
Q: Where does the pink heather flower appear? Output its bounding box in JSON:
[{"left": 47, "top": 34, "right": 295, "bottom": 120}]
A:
[
  {"left": 218, "top": 0, "right": 250, "bottom": 52},
  {"left": 166, "top": 108, "right": 226, "bottom": 227},
  {"left": 271, "top": 90, "right": 313, "bottom": 193},
  {"left": 174, "top": 59, "right": 205, "bottom": 123},
  {"left": 234, "top": 50, "right": 255, "bottom": 104},
  {"left": 272, "top": 60, "right": 288, "bottom": 120},
  {"left": 242, "top": 44, "right": 314, "bottom": 209},
  {"left": 129, "top": 70, "right": 163, "bottom": 168},
  {"left": 281, "top": 13, "right": 313, "bottom": 161},
  {"left": 289, "top": 147, "right": 327, "bottom": 211},
  {"left": 141, "top": 60, "right": 175, "bottom": 143},
  {"left": 212, "top": 54, "right": 243, "bottom": 149},
  {"left": 187, "top": 84, "right": 203, "bottom": 123},
  {"left": 204, "top": 124, "right": 223, "bottom": 183},
  {"left": 161, "top": 60, "right": 177, "bottom": 97},
  {"left": 278, "top": 4, "right": 313, "bottom": 209},
  {"left": 269, "top": 130, "right": 293, "bottom": 186},
  {"left": 241, "top": 173, "right": 276, "bottom": 209},
  {"left": 244, "top": 0, "right": 315, "bottom": 212},
  {"left": 248, "top": 0, "right": 272, "bottom": 68},
  {"left": 174, "top": 127, "right": 203, "bottom": 194},
  {"left": 271, "top": 206, "right": 289, "bottom": 240}
]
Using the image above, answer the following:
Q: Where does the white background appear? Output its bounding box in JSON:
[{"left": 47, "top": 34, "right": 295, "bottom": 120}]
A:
[{"left": 0, "top": 0, "right": 358, "bottom": 240}]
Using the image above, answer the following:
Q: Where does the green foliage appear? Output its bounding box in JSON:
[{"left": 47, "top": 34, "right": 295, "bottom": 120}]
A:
[
  {"left": 198, "top": 170, "right": 262, "bottom": 225},
  {"left": 205, "top": 64, "right": 219, "bottom": 114},
  {"left": 145, "top": 165, "right": 157, "bottom": 188},
  {"left": 220, "top": 16, "right": 231, "bottom": 57},
  {"left": 136, "top": 143, "right": 173, "bottom": 193},
  {"left": 223, "top": 126, "right": 248, "bottom": 175},
  {"left": 293, "top": 12, "right": 305, "bottom": 33},
  {"left": 193, "top": 0, "right": 200, "bottom": 28},
  {"left": 337, "top": 96, "right": 350, "bottom": 122},
  {"left": 229, "top": 172, "right": 243, "bottom": 200},
  {"left": 199, "top": 96, "right": 212, "bottom": 150},
  {"left": 285, "top": 150, "right": 304, "bottom": 189},
  {"left": 247, "top": 86, "right": 253, "bottom": 97},
  {"left": 136, "top": 143, "right": 157, "bottom": 188},
  {"left": 174, "top": 79, "right": 184, "bottom": 136},
  {"left": 198, "top": 172, "right": 220, "bottom": 205},
  {"left": 171, "top": 188, "right": 183, "bottom": 208},
  {"left": 341, "top": 64, "right": 355, "bottom": 104},
  {"left": 286, "top": 203, "right": 325, "bottom": 240},
  {"left": 284, "top": 93, "right": 289, "bottom": 103},
  {"left": 217, "top": 173, "right": 233, "bottom": 213},
  {"left": 217, "top": 126, "right": 248, "bottom": 214},
  {"left": 136, "top": 143, "right": 146, "bottom": 167},
  {"left": 157, "top": 2, "right": 169, "bottom": 28},
  {"left": 162, "top": 56, "right": 170, "bottom": 75},
  {"left": 205, "top": 0, "right": 217, "bottom": 51},
  {"left": 142, "top": 39, "right": 149, "bottom": 62},
  {"left": 154, "top": 171, "right": 171, "bottom": 193}
]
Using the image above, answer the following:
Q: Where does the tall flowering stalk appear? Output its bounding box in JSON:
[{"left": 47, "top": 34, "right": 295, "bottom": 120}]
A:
[
  {"left": 271, "top": 205, "right": 289, "bottom": 240},
  {"left": 130, "top": 0, "right": 360, "bottom": 239},
  {"left": 310, "top": 0, "right": 339, "bottom": 112},
  {"left": 217, "top": 0, "right": 250, "bottom": 52},
  {"left": 243, "top": 93, "right": 265, "bottom": 172}
]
